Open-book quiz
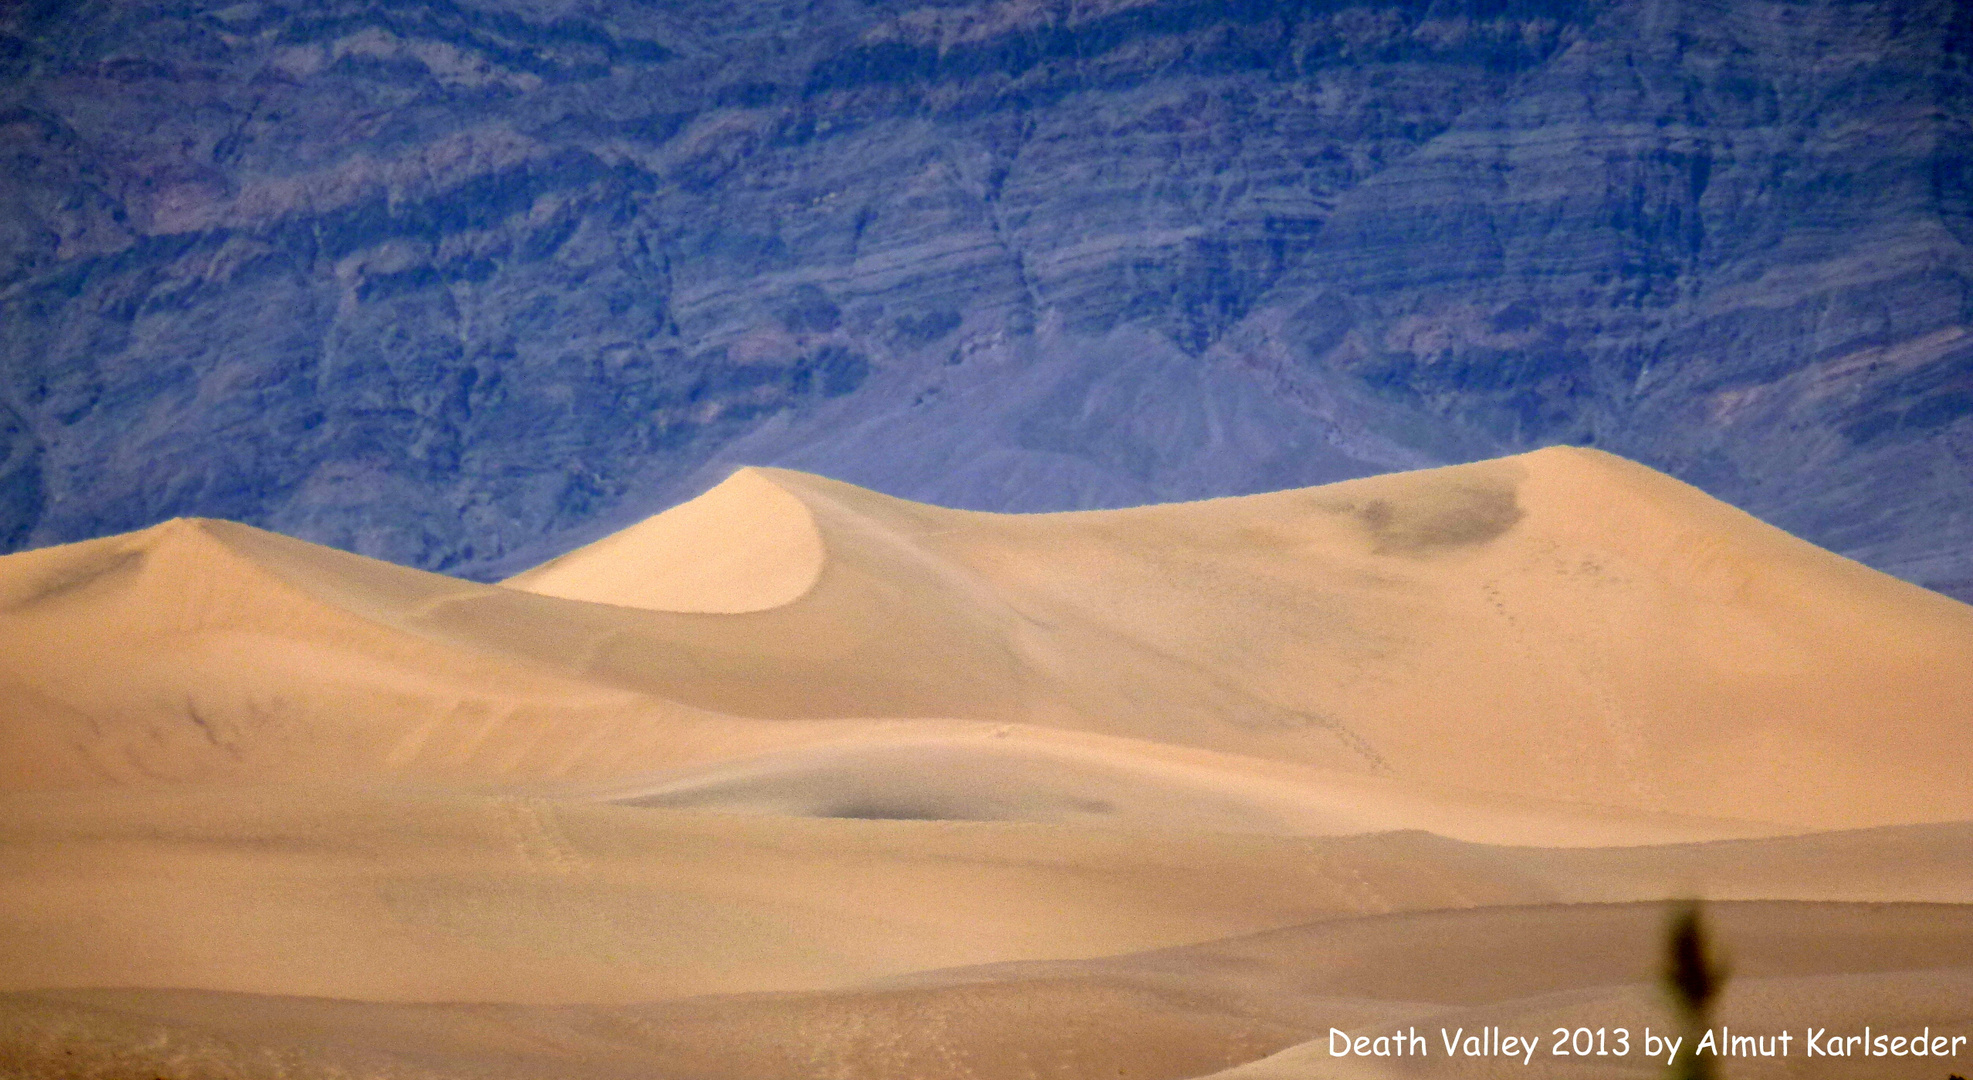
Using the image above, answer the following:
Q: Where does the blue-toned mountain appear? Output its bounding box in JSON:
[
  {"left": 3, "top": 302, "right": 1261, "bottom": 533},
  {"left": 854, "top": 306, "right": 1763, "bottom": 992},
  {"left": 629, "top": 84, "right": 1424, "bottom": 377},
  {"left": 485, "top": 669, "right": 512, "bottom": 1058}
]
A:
[{"left": 1, "top": 0, "right": 1968, "bottom": 598}]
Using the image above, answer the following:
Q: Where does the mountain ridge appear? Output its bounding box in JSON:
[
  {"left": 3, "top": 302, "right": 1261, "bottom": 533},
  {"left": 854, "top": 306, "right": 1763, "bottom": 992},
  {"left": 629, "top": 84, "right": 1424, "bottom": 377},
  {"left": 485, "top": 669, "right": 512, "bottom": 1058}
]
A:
[{"left": 1, "top": 0, "right": 1968, "bottom": 599}]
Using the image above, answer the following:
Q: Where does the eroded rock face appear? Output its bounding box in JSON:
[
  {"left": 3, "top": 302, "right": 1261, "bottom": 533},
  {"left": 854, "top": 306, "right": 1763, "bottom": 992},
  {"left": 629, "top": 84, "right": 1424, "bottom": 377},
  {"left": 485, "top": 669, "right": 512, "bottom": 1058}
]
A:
[{"left": 0, "top": 0, "right": 1967, "bottom": 596}]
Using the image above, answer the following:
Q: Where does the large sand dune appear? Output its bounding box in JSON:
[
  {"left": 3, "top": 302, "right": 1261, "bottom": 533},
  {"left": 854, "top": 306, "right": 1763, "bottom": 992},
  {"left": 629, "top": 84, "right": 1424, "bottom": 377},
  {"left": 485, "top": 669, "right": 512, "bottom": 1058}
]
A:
[{"left": 0, "top": 447, "right": 1968, "bottom": 1078}]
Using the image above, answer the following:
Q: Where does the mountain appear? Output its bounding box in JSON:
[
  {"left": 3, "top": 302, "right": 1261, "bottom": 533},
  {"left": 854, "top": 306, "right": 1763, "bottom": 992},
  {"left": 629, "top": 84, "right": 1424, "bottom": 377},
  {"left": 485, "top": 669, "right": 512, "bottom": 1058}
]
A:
[
  {"left": 1, "top": 0, "right": 1970, "bottom": 599},
  {"left": 0, "top": 448, "right": 1969, "bottom": 1078}
]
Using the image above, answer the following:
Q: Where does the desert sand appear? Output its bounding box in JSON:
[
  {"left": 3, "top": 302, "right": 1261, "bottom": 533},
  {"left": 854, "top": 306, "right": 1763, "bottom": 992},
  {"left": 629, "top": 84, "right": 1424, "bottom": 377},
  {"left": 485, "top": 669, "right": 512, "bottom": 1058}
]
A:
[{"left": 0, "top": 446, "right": 1968, "bottom": 1078}]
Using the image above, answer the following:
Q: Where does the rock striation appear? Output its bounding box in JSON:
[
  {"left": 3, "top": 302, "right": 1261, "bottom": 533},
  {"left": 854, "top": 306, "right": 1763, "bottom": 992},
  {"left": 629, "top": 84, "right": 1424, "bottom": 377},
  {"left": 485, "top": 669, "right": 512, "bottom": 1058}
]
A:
[{"left": 0, "top": 0, "right": 1968, "bottom": 597}]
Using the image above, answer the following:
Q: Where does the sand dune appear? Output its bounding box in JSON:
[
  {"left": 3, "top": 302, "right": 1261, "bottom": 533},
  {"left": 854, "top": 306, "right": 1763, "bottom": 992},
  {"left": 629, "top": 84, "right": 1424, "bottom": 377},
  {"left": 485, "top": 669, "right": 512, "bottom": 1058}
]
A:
[
  {"left": 5, "top": 447, "right": 1970, "bottom": 826},
  {"left": 1, "top": 447, "right": 1969, "bottom": 1078}
]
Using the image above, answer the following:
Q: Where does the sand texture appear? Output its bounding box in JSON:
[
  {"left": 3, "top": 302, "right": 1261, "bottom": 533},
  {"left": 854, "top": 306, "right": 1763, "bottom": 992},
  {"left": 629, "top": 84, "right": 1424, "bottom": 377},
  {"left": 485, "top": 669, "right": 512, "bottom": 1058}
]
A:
[{"left": 1, "top": 447, "right": 1968, "bottom": 1077}]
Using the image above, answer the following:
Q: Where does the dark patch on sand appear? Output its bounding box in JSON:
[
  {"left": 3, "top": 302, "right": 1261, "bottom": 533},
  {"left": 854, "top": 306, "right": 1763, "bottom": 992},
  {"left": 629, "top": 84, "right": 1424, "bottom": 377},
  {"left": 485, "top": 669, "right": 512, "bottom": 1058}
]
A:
[
  {"left": 1322, "top": 477, "right": 1524, "bottom": 557},
  {"left": 819, "top": 800, "right": 989, "bottom": 822}
]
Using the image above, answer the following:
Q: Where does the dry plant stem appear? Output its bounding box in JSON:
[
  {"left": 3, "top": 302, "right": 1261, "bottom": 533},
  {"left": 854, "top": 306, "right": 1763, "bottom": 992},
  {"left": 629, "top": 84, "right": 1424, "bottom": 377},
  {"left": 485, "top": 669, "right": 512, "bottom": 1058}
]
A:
[{"left": 1664, "top": 900, "right": 1728, "bottom": 1080}]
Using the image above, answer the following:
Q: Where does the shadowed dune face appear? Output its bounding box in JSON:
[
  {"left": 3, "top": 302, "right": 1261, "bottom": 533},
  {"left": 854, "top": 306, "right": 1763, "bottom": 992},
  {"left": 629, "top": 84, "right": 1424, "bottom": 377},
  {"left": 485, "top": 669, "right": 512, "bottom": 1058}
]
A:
[{"left": 0, "top": 448, "right": 1969, "bottom": 1078}]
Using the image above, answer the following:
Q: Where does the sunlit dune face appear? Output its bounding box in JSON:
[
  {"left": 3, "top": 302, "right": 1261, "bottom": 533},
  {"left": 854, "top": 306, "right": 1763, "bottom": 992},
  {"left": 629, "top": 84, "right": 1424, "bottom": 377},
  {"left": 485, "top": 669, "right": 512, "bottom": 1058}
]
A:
[{"left": 500, "top": 467, "right": 828, "bottom": 614}]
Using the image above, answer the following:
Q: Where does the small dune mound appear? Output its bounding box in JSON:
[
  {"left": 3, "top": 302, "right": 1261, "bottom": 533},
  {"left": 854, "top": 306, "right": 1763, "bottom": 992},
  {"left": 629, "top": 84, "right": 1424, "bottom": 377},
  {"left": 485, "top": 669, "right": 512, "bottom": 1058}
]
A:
[
  {"left": 570, "top": 730, "right": 1782, "bottom": 846},
  {"left": 595, "top": 737, "right": 1307, "bottom": 832},
  {"left": 501, "top": 467, "right": 826, "bottom": 613}
]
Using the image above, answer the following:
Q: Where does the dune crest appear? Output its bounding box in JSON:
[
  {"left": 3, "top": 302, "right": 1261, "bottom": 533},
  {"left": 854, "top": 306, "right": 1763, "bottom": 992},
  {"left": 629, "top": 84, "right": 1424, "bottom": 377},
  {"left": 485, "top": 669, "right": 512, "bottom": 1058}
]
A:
[{"left": 501, "top": 467, "right": 826, "bottom": 613}]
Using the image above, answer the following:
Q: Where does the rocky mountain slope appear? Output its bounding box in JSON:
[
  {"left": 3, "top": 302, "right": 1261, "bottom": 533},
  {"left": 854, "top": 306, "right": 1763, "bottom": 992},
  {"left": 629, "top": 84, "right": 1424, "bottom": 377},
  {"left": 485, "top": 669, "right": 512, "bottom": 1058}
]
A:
[{"left": 1, "top": 0, "right": 1969, "bottom": 597}]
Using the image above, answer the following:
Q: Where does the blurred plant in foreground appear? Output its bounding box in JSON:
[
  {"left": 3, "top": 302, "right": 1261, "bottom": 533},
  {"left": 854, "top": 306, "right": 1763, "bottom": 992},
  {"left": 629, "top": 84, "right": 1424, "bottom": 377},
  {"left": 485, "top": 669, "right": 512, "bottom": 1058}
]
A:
[{"left": 1663, "top": 900, "right": 1728, "bottom": 1080}]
